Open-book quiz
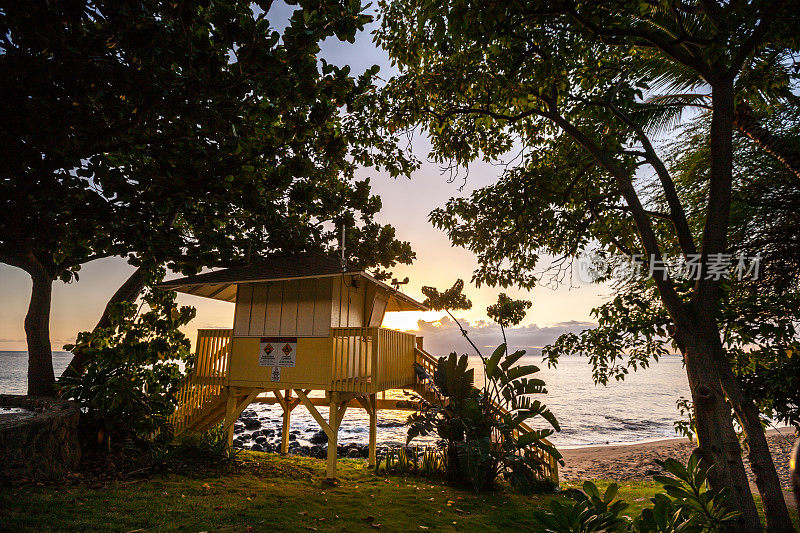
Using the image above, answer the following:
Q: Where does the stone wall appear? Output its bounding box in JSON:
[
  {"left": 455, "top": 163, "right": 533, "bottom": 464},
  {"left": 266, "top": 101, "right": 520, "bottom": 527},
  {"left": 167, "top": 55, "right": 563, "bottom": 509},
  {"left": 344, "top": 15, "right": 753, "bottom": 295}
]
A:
[{"left": 0, "top": 394, "right": 81, "bottom": 482}]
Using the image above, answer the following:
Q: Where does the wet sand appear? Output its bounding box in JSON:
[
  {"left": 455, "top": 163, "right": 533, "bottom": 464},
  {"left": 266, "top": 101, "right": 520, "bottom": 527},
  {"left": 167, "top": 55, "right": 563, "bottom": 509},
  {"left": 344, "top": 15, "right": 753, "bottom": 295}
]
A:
[{"left": 560, "top": 428, "right": 797, "bottom": 493}]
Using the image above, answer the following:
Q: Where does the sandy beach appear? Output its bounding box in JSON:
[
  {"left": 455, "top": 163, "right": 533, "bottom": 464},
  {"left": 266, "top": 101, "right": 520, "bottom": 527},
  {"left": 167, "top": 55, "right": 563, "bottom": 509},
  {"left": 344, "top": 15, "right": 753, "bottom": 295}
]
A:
[{"left": 560, "top": 428, "right": 797, "bottom": 494}]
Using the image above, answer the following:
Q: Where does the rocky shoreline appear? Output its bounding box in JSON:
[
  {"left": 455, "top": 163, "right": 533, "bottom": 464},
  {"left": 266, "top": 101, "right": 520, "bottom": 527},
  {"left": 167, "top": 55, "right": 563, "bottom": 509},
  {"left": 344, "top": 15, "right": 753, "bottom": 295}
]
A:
[{"left": 231, "top": 408, "right": 408, "bottom": 460}]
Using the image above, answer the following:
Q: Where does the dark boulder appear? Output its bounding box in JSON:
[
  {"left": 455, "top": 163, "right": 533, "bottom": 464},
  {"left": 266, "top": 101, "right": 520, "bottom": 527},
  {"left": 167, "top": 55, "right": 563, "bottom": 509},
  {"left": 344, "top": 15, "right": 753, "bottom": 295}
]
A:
[
  {"left": 242, "top": 418, "right": 261, "bottom": 430},
  {"left": 310, "top": 430, "right": 328, "bottom": 444}
]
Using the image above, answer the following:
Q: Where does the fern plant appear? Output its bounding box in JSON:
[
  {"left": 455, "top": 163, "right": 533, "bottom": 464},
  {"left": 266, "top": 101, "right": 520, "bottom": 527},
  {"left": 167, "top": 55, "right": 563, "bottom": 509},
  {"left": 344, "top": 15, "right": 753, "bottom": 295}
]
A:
[
  {"left": 532, "top": 452, "right": 741, "bottom": 533},
  {"left": 533, "top": 482, "right": 630, "bottom": 533}
]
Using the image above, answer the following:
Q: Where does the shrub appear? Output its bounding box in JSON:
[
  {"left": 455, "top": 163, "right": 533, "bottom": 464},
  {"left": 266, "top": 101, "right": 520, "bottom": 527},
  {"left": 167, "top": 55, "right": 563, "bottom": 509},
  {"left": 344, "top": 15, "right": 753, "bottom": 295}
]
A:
[
  {"left": 374, "top": 446, "right": 449, "bottom": 478},
  {"left": 408, "top": 284, "right": 561, "bottom": 492},
  {"left": 154, "top": 426, "right": 238, "bottom": 471},
  {"left": 407, "top": 345, "right": 561, "bottom": 492},
  {"left": 60, "top": 269, "right": 195, "bottom": 449},
  {"left": 532, "top": 451, "right": 741, "bottom": 532}
]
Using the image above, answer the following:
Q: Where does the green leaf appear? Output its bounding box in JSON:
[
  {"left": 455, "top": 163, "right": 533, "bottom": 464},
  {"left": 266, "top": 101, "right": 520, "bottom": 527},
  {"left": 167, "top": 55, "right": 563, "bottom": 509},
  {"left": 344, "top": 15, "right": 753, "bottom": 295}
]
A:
[
  {"left": 603, "top": 483, "right": 618, "bottom": 504},
  {"left": 582, "top": 481, "right": 601, "bottom": 500},
  {"left": 485, "top": 344, "right": 505, "bottom": 380}
]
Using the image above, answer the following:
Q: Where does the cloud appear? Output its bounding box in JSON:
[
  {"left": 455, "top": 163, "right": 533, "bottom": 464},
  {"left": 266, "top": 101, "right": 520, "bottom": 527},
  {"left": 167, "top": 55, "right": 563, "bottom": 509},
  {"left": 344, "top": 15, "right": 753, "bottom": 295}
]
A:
[{"left": 407, "top": 316, "right": 596, "bottom": 357}]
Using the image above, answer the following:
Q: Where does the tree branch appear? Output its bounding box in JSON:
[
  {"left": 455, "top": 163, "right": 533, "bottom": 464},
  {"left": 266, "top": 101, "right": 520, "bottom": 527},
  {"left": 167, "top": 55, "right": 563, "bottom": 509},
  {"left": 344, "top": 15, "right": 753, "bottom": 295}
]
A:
[
  {"left": 606, "top": 204, "right": 673, "bottom": 222},
  {"left": 608, "top": 104, "right": 698, "bottom": 256},
  {"left": 727, "top": 11, "right": 773, "bottom": 79},
  {"left": 567, "top": 10, "right": 711, "bottom": 79},
  {"left": 545, "top": 109, "right": 690, "bottom": 323},
  {"left": 734, "top": 103, "right": 800, "bottom": 180},
  {"left": 694, "top": 81, "right": 735, "bottom": 316}
]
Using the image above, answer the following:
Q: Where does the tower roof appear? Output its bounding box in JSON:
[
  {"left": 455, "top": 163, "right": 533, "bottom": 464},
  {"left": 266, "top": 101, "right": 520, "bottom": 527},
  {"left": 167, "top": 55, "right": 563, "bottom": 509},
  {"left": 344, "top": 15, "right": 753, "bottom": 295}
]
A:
[{"left": 158, "top": 252, "right": 426, "bottom": 311}]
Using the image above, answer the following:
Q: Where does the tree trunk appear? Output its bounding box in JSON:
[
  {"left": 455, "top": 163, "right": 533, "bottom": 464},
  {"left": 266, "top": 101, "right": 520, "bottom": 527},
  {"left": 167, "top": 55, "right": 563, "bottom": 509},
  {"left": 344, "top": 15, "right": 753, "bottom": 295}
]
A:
[
  {"left": 61, "top": 265, "right": 148, "bottom": 379},
  {"left": 25, "top": 269, "right": 55, "bottom": 396},
  {"left": 714, "top": 350, "right": 794, "bottom": 532},
  {"left": 682, "top": 331, "right": 761, "bottom": 532}
]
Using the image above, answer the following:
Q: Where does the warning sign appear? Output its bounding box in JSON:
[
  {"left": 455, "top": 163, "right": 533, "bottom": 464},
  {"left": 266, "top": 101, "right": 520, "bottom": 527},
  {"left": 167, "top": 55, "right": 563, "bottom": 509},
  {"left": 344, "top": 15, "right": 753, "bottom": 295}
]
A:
[
  {"left": 259, "top": 337, "right": 297, "bottom": 367},
  {"left": 270, "top": 366, "right": 282, "bottom": 382}
]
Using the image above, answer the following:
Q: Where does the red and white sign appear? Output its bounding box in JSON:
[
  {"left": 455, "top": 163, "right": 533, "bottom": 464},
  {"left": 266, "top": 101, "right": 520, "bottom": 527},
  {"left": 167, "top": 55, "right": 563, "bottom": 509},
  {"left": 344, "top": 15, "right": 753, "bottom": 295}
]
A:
[{"left": 259, "top": 337, "right": 297, "bottom": 368}]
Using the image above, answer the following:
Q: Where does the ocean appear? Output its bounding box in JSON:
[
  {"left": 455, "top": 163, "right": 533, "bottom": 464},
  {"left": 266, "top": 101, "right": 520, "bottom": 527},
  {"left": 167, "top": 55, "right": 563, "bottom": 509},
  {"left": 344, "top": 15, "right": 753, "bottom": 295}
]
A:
[{"left": 0, "top": 351, "right": 690, "bottom": 448}]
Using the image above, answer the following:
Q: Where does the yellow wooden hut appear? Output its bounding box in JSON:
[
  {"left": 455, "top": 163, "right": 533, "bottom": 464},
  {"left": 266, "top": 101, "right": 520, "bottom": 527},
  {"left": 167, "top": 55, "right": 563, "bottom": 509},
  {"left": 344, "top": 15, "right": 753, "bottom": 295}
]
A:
[{"left": 161, "top": 252, "right": 559, "bottom": 482}]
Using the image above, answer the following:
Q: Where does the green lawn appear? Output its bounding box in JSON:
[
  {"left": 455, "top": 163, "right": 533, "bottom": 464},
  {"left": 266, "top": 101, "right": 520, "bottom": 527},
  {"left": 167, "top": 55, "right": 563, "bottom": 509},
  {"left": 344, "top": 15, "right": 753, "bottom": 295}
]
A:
[{"left": 0, "top": 452, "right": 791, "bottom": 532}]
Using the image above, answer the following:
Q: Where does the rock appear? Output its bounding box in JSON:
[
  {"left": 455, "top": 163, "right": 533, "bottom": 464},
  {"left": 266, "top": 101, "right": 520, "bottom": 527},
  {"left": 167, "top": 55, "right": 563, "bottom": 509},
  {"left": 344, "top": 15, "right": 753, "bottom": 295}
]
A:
[
  {"left": 0, "top": 394, "right": 81, "bottom": 482},
  {"left": 288, "top": 433, "right": 297, "bottom": 441},
  {"left": 288, "top": 440, "right": 300, "bottom": 449},
  {"left": 255, "top": 435, "right": 267, "bottom": 444},
  {"left": 242, "top": 418, "right": 261, "bottom": 430},
  {"left": 310, "top": 430, "right": 328, "bottom": 444},
  {"left": 251, "top": 443, "right": 264, "bottom": 452},
  {"left": 346, "top": 448, "right": 362, "bottom": 458},
  {"left": 377, "top": 421, "right": 406, "bottom": 428}
]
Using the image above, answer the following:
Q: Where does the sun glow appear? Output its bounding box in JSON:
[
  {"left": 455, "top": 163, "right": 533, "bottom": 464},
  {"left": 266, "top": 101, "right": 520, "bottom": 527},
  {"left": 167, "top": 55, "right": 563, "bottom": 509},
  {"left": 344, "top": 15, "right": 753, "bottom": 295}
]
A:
[{"left": 381, "top": 311, "right": 426, "bottom": 331}]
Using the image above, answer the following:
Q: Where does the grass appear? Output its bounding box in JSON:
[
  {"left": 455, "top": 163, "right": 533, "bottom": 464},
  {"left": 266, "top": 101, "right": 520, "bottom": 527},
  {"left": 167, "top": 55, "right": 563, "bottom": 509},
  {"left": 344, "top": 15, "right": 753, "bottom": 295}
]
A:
[{"left": 0, "top": 452, "right": 794, "bottom": 531}]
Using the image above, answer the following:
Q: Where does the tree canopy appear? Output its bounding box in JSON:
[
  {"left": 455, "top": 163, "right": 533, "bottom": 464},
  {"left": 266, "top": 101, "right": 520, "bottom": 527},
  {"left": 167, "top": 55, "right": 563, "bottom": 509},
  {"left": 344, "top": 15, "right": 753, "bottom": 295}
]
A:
[
  {"left": 1, "top": 0, "right": 416, "bottom": 395},
  {"left": 376, "top": 1, "right": 799, "bottom": 530}
]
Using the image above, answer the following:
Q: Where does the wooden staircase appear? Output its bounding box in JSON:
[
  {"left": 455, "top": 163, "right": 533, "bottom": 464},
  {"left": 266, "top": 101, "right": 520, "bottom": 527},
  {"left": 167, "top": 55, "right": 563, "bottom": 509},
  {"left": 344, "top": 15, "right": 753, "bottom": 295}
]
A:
[{"left": 170, "top": 329, "right": 232, "bottom": 435}]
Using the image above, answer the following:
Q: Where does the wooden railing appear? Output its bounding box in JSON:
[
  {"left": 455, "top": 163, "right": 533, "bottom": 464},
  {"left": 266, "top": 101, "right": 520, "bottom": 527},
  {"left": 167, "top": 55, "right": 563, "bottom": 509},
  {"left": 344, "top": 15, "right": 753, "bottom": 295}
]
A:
[
  {"left": 376, "top": 327, "right": 416, "bottom": 390},
  {"left": 330, "top": 327, "right": 416, "bottom": 393},
  {"left": 170, "top": 329, "right": 232, "bottom": 434},
  {"left": 413, "top": 347, "right": 559, "bottom": 485}
]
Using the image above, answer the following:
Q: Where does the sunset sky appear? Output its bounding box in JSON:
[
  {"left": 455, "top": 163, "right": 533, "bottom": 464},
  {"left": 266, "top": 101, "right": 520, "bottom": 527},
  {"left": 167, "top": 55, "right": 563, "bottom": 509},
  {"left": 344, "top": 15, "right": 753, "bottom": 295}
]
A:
[{"left": 0, "top": 3, "right": 612, "bottom": 355}]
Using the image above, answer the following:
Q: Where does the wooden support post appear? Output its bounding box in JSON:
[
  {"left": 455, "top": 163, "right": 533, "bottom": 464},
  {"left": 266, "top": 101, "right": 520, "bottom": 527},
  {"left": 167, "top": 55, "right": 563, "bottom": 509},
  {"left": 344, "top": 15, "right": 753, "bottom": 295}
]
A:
[
  {"left": 281, "top": 407, "right": 291, "bottom": 454},
  {"left": 326, "top": 391, "right": 340, "bottom": 480},
  {"left": 368, "top": 393, "right": 377, "bottom": 467},
  {"left": 221, "top": 388, "right": 260, "bottom": 450},
  {"left": 356, "top": 394, "right": 377, "bottom": 468},
  {"left": 272, "top": 390, "right": 291, "bottom": 454},
  {"left": 224, "top": 388, "right": 237, "bottom": 448}
]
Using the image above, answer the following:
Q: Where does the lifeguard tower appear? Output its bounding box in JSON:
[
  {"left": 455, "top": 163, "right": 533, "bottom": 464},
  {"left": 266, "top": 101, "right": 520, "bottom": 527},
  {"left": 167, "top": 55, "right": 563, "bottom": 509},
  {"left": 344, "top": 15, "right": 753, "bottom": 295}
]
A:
[{"left": 161, "top": 253, "right": 558, "bottom": 483}]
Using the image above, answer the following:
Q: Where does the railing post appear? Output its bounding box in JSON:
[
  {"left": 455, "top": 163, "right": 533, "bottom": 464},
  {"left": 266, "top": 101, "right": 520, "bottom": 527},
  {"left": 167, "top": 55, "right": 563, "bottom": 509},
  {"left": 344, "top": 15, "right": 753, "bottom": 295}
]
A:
[{"left": 372, "top": 328, "right": 380, "bottom": 393}]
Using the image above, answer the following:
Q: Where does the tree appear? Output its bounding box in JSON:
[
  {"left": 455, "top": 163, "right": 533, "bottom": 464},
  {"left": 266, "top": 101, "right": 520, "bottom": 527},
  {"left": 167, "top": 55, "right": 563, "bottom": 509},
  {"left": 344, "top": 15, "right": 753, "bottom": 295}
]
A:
[
  {"left": 1, "top": 1, "right": 415, "bottom": 395},
  {"left": 376, "top": 1, "right": 797, "bottom": 530},
  {"left": 487, "top": 293, "right": 532, "bottom": 346},
  {"left": 664, "top": 110, "right": 800, "bottom": 428},
  {"left": 544, "top": 109, "right": 800, "bottom": 426}
]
